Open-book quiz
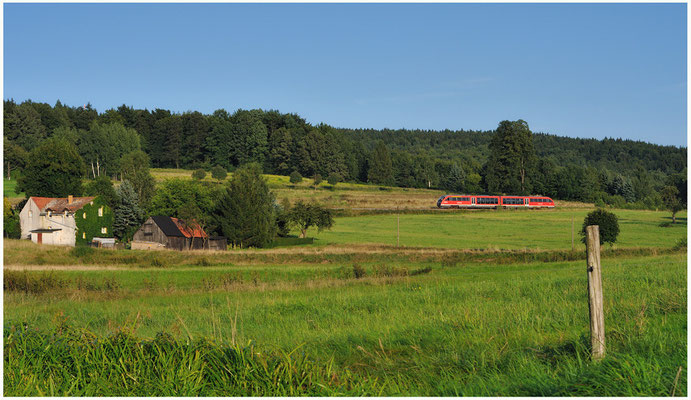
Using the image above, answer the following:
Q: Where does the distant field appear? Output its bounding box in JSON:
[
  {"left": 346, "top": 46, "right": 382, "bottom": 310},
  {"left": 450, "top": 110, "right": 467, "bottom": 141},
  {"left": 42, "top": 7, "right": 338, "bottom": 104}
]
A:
[
  {"left": 309, "top": 208, "right": 687, "bottom": 250},
  {"left": 3, "top": 179, "right": 23, "bottom": 199},
  {"left": 151, "top": 168, "right": 596, "bottom": 211}
]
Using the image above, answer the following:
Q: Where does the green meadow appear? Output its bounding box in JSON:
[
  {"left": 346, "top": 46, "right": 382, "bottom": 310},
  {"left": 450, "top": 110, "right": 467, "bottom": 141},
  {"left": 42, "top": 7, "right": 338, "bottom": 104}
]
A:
[
  {"left": 310, "top": 209, "right": 687, "bottom": 250},
  {"left": 3, "top": 198, "right": 688, "bottom": 395}
]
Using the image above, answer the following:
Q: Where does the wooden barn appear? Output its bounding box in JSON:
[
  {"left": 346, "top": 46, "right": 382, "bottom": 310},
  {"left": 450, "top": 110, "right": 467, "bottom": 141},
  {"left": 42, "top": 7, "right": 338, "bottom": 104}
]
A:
[{"left": 131, "top": 216, "right": 226, "bottom": 251}]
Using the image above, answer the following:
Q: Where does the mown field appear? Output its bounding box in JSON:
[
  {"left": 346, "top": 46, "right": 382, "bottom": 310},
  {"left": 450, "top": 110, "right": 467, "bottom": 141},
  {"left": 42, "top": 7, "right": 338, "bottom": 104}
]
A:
[{"left": 3, "top": 169, "right": 688, "bottom": 396}]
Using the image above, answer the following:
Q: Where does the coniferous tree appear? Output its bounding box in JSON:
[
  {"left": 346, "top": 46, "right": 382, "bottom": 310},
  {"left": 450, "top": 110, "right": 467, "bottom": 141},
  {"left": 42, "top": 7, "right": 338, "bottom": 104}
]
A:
[
  {"left": 485, "top": 120, "right": 536, "bottom": 195},
  {"left": 212, "top": 163, "right": 276, "bottom": 248},
  {"left": 113, "top": 180, "right": 144, "bottom": 241},
  {"left": 368, "top": 141, "right": 394, "bottom": 185}
]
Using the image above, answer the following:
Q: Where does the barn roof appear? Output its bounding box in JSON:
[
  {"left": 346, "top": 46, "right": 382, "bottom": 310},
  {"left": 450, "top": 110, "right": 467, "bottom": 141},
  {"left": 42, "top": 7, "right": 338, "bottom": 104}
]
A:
[
  {"left": 151, "top": 216, "right": 185, "bottom": 237},
  {"left": 171, "top": 217, "right": 208, "bottom": 238},
  {"left": 150, "top": 216, "right": 208, "bottom": 238},
  {"left": 30, "top": 196, "right": 97, "bottom": 213}
]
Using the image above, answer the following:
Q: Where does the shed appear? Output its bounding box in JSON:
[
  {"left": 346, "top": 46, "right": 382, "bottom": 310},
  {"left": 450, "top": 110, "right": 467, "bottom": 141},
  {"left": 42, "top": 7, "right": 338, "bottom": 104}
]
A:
[{"left": 131, "top": 216, "right": 225, "bottom": 251}]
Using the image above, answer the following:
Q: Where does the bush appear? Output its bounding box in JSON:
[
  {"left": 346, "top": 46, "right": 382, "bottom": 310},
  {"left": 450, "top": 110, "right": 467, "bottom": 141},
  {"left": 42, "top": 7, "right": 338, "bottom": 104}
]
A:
[
  {"left": 312, "top": 174, "right": 322, "bottom": 187},
  {"left": 192, "top": 169, "right": 206, "bottom": 180},
  {"left": 581, "top": 209, "right": 619, "bottom": 245},
  {"left": 289, "top": 171, "right": 302, "bottom": 184},
  {"left": 211, "top": 166, "right": 227, "bottom": 181},
  {"left": 327, "top": 173, "right": 341, "bottom": 186}
]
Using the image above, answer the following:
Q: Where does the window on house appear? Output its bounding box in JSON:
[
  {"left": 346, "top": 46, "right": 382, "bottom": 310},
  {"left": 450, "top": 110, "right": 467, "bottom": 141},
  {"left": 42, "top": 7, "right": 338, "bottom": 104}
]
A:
[
  {"left": 98, "top": 207, "right": 103, "bottom": 217},
  {"left": 101, "top": 227, "right": 107, "bottom": 234},
  {"left": 28, "top": 211, "right": 33, "bottom": 218}
]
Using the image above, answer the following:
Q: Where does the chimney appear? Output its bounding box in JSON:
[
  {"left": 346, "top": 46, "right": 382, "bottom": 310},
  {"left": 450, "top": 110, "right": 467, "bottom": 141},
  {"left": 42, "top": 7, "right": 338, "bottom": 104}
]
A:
[{"left": 68, "top": 195, "right": 73, "bottom": 204}]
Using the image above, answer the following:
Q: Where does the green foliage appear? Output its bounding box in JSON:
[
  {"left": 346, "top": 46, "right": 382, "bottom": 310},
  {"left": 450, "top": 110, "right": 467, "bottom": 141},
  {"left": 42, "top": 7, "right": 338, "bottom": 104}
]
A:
[
  {"left": 75, "top": 197, "right": 114, "bottom": 245},
  {"left": 581, "top": 209, "right": 620, "bottom": 246},
  {"left": 120, "top": 151, "right": 155, "bottom": 206},
  {"left": 192, "top": 169, "right": 206, "bottom": 180},
  {"left": 288, "top": 201, "right": 334, "bottom": 238},
  {"left": 3, "top": 197, "right": 21, "bottom": 239},
  {"left": 3, "top": 138, "right": 28, "bottom": 180},
  {"left": 327, "top": 173, "right": 341, "bottom": 186},
  {"left": 83, "top": 176, "right": 119, "bottom": 208},
  {"left": 212, "top": 163, "right": 277, "bottom": 248},
  {"left": 289, "top": 171, "right": 303, "bottom": 184},
  {"left": 147, "top": 179, "right": 220, "bottom": 225},
  {"left": 210, "top": 165, "right": 227, "bottom": 181},
  {"left": 79, "top": 121, "right": 141, "bottom": 178},
  {"left": 312, "top": 173, "right": 322, "bottom": 187},
  {"left": 660, "top": 185, "right": 684, "bottom": 223},
  {"left": 485, "top": 120, "right": 536, "bottom": 195},
  {"left": 113, "top": 180, "right": 144, "bottom": 241},
  {"left": 16, "top": 138, "right": 86, "bottom": 198},
  {"left": 275, "top": 198, "right": 292, "bottom": 237},
  {"left": 368, "top": 141, "right": 394, "bottom": 185}
]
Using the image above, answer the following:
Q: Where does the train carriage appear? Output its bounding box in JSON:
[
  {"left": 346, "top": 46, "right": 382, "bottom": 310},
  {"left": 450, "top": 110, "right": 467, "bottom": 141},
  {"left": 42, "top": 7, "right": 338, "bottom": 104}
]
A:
[{"left": 437, "top": 195, "right": 554, "bottom": 209}]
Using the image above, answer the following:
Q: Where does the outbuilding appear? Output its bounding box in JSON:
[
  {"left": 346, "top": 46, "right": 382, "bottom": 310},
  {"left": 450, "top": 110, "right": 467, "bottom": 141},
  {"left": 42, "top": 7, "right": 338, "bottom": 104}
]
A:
[{"left": 131, "top": 216, "right": 225, "bottom": 251}]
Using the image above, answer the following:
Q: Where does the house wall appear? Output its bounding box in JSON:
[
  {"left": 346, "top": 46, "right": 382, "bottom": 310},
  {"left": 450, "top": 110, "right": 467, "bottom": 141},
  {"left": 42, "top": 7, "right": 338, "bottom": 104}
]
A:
[{"left": 19, "top": 200, "right": 76, "bottom": 246}]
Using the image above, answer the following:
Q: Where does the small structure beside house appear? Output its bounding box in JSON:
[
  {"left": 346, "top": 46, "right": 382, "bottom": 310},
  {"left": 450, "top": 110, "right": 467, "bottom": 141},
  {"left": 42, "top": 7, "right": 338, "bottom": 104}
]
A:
[
  {"left": 19, "top": 195, "right": 114, "bottom": 247},
  {"left": 131, "top": 216, "right": 226, "bottom": 251}
]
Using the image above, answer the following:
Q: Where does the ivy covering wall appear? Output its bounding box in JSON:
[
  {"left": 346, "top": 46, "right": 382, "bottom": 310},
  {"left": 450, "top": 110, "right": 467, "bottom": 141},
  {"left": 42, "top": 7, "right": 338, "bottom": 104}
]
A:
[{"left": 75, "top": 196, "right": 114, "bottom": 245}]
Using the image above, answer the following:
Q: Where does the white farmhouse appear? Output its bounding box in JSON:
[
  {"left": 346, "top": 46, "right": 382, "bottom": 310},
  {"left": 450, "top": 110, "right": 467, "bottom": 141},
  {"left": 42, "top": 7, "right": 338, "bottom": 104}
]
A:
[{"left": 19, "top": 195, "right": 110, "bottom": 246}]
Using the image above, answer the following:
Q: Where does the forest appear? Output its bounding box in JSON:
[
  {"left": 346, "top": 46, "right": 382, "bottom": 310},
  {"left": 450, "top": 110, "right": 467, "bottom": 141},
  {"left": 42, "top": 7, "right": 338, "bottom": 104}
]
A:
[{"left": 3, "top": 99, "right": 687, "bottom": 209}]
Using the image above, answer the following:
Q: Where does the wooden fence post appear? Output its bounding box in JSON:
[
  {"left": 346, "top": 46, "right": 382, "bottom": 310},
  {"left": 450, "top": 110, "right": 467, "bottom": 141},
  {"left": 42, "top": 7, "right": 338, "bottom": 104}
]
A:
[
  {"left": 586, "top": 225, "right": 605, "bottom": 360},
  {"left": 397, "top": 213, "right": 400, "bottom": 247}
]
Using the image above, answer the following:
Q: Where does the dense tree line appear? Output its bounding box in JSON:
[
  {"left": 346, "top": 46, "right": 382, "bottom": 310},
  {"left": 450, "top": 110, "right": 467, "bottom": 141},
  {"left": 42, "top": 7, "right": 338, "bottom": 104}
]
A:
[{"left": 3, "top": 99, "right": 687, "bottom": 209}]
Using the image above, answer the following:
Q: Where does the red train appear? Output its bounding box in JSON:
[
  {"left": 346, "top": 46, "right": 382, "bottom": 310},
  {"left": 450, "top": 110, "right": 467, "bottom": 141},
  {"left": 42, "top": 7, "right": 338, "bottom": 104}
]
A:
[{"left": 437, "top": 195, "right": 555, "bottom": 209}]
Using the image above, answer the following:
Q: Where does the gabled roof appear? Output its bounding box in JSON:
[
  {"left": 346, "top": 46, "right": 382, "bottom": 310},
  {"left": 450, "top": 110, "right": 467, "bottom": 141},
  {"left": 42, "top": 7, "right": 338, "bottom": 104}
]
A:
[
  {"left": 171, "top": 217, "right": 208, "bottom": 238},
  {"left": 30, "top": 196, "right": 97, "bottom": 213},
  {"left": 150, "top": 216, "right": 208, "bottom": 238},
  {"left": 151, "top": 216, "right": 185, "bottom": 237}
]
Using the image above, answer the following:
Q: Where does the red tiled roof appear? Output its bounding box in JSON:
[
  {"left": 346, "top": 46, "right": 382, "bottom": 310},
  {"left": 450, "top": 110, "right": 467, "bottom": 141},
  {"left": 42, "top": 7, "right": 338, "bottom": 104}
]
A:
[
  {"left": 29, "top": 196, "right": 97, "bottom": 213},
  {"left": 170, "top": 217, "right": 208, "bottom": 238}
]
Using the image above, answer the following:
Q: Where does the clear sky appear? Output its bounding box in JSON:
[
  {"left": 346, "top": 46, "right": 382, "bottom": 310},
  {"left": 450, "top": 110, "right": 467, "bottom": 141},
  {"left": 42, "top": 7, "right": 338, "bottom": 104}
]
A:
[{"left": 3, "top": 3, "right": 687, "bottom": 146}]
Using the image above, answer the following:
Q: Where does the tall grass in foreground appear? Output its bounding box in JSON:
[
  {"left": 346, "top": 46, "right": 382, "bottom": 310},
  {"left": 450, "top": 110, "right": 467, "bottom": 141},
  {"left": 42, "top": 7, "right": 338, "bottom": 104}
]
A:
[
  {"left": 4, "top": 324, "right": 383, "bottom": 396},
  {"left": 4, "top": 321, "right": 686, "bottom": 396}
]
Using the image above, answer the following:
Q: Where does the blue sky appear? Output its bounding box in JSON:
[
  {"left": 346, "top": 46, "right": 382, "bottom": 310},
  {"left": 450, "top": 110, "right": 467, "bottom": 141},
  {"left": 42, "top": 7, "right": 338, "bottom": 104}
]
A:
[{"left": 3, "top": 3, "right": 687, "bottom": 146}]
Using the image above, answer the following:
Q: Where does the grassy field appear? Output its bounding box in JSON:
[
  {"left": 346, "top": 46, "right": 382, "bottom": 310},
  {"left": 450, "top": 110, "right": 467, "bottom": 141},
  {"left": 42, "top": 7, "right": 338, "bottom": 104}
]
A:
[
  {"left": 309, "top": 209, "right": 687, "bottom": 250},
  {"left": 3, "top": 169, "right": 687, "bottom": 396},
  {"left": 4, "top": 246, "right": 687, "bottom": 395},
  {"left": 3, "top": 178, "right": 23, "bottom": 199}
]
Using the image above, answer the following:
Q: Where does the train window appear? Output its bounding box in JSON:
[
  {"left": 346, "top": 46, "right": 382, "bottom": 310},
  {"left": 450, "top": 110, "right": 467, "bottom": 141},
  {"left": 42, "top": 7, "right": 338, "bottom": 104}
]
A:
[{"left": 461, "top": 197, "right": 470, "bottom": 202}]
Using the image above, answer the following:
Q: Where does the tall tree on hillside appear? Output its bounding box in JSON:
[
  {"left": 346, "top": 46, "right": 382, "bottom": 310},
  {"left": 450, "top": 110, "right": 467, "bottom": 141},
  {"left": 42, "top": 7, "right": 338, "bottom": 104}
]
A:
[
  {"left": 212, "top": 163, "right": 276, "bottom": 248},
  {"left": 485, "top": 120, "right": 536, "bottom": 195},
  {"left": 268, "top": 127, "right": 293, "bottom": 175},
  {"left": 4, "top": 101, "right": 47, "bottom": 151},
  {"left": 3, "top": 138, "right": 27, "bottom": 180},
  {"left": 120, "top": 150, "right": 156, "bottom": 206},
  {"left": 368, "top": 141, "right": 394, "bottom": 185},
  {"left": 112, "top": 180, "right": 144, "bottom": 241},
  {"left": 661, "top": 185, "right": 684, "bottom": 224},
  {"left": 79, "top": 122, "right": 141, "bottom": 178},
  {"left": 16, "top": 138, "right": 86, "bottom": 197}
]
